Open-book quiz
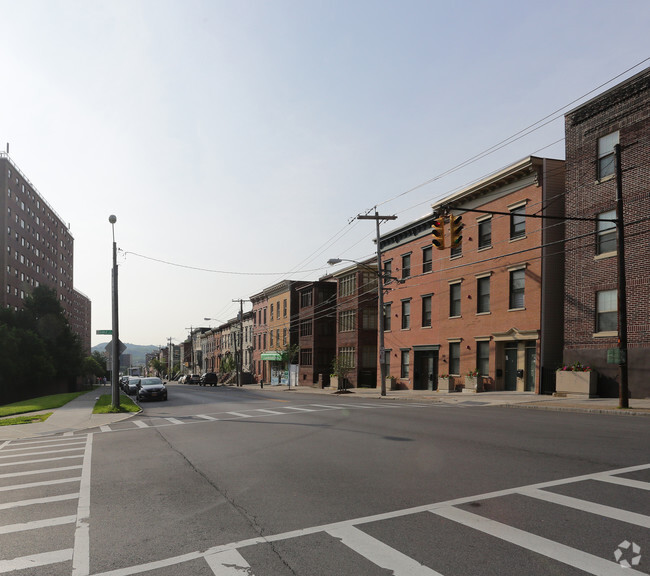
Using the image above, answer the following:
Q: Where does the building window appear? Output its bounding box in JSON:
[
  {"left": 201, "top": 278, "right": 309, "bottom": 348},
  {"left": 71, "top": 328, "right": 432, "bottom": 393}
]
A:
[
  {"left": 270, "top": 303, "right": 274, "bottom": 321},
  {"left": 401, "top": 254, "right": 411, "bottom": 279},
  {"left": 300, "top": 349, "right": 312, "bottom": 366},
  {"left": 510, "top": 205, "right": 526, "bottom": 239},
  {"left": 421, "top": 295, "right": 432, "bottom": 327},
  {"left": 362, "top": 308, "right": 377, "bottom": 330},
  {"left": 449, "top": 283, "right": 461, "bottom": 317},
  {"left": 597, "top": 289, "right": 617, "bottom": 332},
  {"left": 301, "top": 289, "right": 312, "bottom": 308},
  {"left": 450, "top": 239, "right": 462, "bottom": 259},
  {"left": 598, "top": 131, "right": 619, "bottom": 180},
  {"left": 596, "top": 210, "right": 616, "bottom": 255},
  {"left": 422, "top": 247, "right": 432, "bottom": 273},
  {"left": 282, "top": 328, "right": 287, "bottom": 346},
  {"left": 339, "top": 347, "right": 356, "bottom": 369},
  {"left": 382, "top": 349, "right": 390, "bottom": 380},
  {"left": 400, "top": 350, "right": 410, "bottom": 379},
  {"left": 476, "top": 341, "right": 489, "bottom": 376},
  {"left": 384, "top": 302, "right": 392, "bottom": 331},
  {"left": 339, "top": 310, "right": 356, "bottom": 332},
  {"left": 383, "top": 260, "right": 392, "bottom": 283},
  {"left": 509, "top": 269, "right": 525, "bottom": 309},
  {"left": 477, "top": 276, "right": 490, "bottom": 314},
  {"left": 339, "top": 273, "right": 356, "bottom": 297},
  {"left": 478, "top": 218, "right": 492, "bottom": 249},
  {"left": 401, "top": 300, "right": 411, "bottom": 329},
  {"left": 300, "top": 319, "right": 312, "bottom": 336},
  {"left": 283, "top": 299, "right": 287, "bottom": 318},
  {"left": 269, "top": 330, "right": 274, "bottom": 347},
  {"left": 449, "top": 342, "right": 460, "bottom": 375}
]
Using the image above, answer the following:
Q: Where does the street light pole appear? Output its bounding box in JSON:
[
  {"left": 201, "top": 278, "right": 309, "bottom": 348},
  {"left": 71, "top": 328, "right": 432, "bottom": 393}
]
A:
[{"left": 109, "top": 215, "right": 120, "bottom": 409}]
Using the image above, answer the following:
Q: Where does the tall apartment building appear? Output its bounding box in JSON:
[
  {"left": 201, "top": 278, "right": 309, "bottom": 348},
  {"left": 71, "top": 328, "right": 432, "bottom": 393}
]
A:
[
  {"left": 0, "top": 153, "right": 91, "bottom": 353},
  {"left": 564, "top": 67, "right": 650, "bottom": 398}
]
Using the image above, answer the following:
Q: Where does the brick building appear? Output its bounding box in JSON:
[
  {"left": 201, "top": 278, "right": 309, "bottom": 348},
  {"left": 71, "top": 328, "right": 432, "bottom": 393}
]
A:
[
  {"left": 297, "top": 279, "right": 337, "bottom": 387},
  {"left": 564, "top": 67, "right": 650, "bottom": 398},
  {"left": 380, "top": 156, "right": 565, "bottom": 393},
  {"left": 0, "top": 153, "right": 91, "bottom": 353}
]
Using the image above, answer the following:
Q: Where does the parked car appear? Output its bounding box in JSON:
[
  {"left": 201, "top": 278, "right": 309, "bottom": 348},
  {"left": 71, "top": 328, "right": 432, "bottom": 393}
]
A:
[
  {"left": 136, "top": 377, "right": 167, "bottom": 401},
  {"left": 125, "top": 377, "right": 140, "bottom": 395},
  {"left": 200, "top": 372, "right": 219, "bottom": 386},
  {"left": 187, "top": 374, "right": 201, "bottom": 385},
  {"left": 120, "top": 376, "right": 130, "bottom": 392}
]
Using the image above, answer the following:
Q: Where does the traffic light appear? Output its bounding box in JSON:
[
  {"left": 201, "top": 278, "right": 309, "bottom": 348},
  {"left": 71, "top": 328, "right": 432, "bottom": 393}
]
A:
[
  {"left": 450, "top": 214, "right": 464, "bottom": 247},
  {"left": 432, "top": 217, "right": 445, "bottom": 250}
]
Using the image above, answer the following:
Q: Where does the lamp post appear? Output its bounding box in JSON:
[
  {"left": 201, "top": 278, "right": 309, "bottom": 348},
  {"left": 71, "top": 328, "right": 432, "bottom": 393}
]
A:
[
  {"left": 109, "top": 215, "right": 120, "bottom": 409},
  {"left": 327, "top": 257, "right": 387, "bottom": 396}
]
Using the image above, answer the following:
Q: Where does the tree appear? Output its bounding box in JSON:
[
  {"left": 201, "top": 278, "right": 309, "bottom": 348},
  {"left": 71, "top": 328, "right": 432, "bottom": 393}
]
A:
[
  {"left": 82, "top": 356, "right": 105, "bottom": 386},
  {"left": 331, "top": 354, "right": 355, "bottom": 391}
]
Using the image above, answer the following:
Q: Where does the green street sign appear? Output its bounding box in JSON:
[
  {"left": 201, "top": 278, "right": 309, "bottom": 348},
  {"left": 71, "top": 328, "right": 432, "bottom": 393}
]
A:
[{"left": 96, "top": 330, "right": 112, "bottom": 335}]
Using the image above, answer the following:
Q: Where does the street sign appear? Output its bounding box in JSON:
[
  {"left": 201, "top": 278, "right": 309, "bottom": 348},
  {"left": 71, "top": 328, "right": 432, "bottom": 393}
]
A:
[
  {"left": 96, "top": 329, "right": 112, "bottom": 335},
  {"left": 105, "top": 340, "right": 127, "bottom": 357}
]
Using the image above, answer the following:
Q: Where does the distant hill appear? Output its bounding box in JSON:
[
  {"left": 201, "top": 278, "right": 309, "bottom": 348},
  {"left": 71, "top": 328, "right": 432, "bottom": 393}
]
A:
[{"left": 91, "top": 342, "right": 160, "bottom": 367}]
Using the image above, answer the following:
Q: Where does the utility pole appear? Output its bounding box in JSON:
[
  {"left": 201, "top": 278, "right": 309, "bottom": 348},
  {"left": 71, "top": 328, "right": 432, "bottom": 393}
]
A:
[
  {"left": 614, "top": 144, "right": 629, "bottom": 409},
  {"left": 109, "top": 215, "right": 120, "bottom": 409},
  {"left": 185, "top": 327, "right": 194, "bottom": 374},
  {"left": 232, "top": 299, "right": 249, "bottom": 386},
  {"left": 357, "top": 209, "right": 397, "bottom": 397},
  {"left": 167, "top": 337, "right": 174, "bottom": 381}
]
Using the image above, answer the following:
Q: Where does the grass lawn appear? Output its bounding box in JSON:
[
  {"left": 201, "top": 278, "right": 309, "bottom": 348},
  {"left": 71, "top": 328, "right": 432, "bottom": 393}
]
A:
[
  {"left": 0, "top": 391, "right": 88, "bottom": 418},
  {"left": 93, "top": 394, "right": 140, "bottom": 414},
  {"left": 0, "top": 413, "right": 53, "bottom": 426}
]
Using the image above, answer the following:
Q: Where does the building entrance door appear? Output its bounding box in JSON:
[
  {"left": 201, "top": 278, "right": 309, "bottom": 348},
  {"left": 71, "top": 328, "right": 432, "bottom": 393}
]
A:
[
  {"left": 504, "top": 343, "right": 518, "bottom": 391},
  {"left": 414, "top": 351, "right": 437, "bottom": 390},
  {"left": 525, "top": 344, "right": 536, "bottom": 392}
]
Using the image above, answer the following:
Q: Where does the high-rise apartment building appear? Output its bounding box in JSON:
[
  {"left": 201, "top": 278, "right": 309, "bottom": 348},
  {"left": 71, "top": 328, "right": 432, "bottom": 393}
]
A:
[{"left": 0, "top": 152, "right": 91, "bottom": 353}]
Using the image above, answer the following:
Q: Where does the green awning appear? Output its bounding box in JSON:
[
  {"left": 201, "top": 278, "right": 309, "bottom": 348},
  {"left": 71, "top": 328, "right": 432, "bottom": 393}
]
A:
[{"left": 261, "top": 351, "right": 283, "bottom": 361}]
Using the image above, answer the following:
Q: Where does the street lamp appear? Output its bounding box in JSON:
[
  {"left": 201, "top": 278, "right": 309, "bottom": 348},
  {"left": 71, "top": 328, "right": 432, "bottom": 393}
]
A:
[
  {"left": 327, "top": 257, "right": 388, "bottom": 397},
  {"left": 109, "top": 215, "right": 120, "bottom": 409}
]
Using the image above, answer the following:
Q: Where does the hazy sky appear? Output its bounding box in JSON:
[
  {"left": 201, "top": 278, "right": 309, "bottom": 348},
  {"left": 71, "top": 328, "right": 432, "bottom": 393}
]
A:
[{"left": 2, "top": 0, "right": 648, "bottom": 348}]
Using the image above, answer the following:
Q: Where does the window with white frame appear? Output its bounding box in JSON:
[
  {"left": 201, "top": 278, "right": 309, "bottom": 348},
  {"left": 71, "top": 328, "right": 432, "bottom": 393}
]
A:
[
  {"left": 510, "top": 205, "right": 526, "bottom": 239},
  {"left": 509, "top": 268, "right": 525, "bottom": 309},
  {"left": 476, "top": 340, "right": 490, "bottom": 376},
  {"left": 477, "top": 275, "right": 490, "bottom": 314},
  {"left": 449, "top": 342, "right": 460, "bottom": 375},
  {"left": 339, "top": 273, "right": 356, "bottom": 297},
  {"left": 339, "top": 347, "right": 356, "bottom": 369},
  {"left": 339, "top": 310, "right": 356, "bottom": 332},
  {"left": 449, "top": 282, "right": 461, "bottom": 317},
  {"left": 401, "top": 253, "right": 411, "bottom": 279},
  {"left": 596, "top": 210, "right": 616, "bottom": 255},
  {"left": 401, "top": 300, "right": 411, "bottom": 329},
  {"left": 383, "top": 302, "right": 392, "bottom": 331},
  {"left": 400, "top": 350, "right": 410, "bottom": 378},
  {"left": 422, "top": 246, "right": 432, "bottom": 273},
  {"left": 421, "top": 295, "right": 432, "bottom": 327},
  {"left": 478, "top": 217, "right": 492, "bottom": 249},
  {"left": 596, "top": 289, "right": 617, "bottom": 333},
  {"left": 598, "top": 131, "right": 619, "bottom": 180}
]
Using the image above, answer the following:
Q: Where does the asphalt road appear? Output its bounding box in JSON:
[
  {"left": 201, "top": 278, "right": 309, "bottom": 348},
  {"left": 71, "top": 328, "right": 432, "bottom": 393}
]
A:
[{"left": 1, "top": 383, "right": 648, "bottom": 575}]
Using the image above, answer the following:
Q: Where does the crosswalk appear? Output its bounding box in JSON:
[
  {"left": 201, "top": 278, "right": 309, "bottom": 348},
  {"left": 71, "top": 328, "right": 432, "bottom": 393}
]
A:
[
  {"left": 0, "top": 434, "right": 92, "bottom": 574},
  {"left": 93, "top": 401, "right": 435, "bottom": 434},
  {"left": 85, "top": 462, "right": 650, "bottom": 576}
]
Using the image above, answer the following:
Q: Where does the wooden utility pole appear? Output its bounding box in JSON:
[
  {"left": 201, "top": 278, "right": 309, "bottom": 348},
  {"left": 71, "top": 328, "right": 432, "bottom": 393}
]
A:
[
  {"left": 357, "top": 210, "right": 397, "bottom": 396},
  {"left": 615, "top": 144, "right": 629, "bottom": 409}
]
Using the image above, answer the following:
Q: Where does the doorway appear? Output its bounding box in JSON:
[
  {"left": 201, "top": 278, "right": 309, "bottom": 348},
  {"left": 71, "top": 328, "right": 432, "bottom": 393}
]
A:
[
  {"left": 414, "top": 350, "right": 438, "bottom": 390},
  {"left": 504, "top": 343, "right": 518, "bottom": 391}
]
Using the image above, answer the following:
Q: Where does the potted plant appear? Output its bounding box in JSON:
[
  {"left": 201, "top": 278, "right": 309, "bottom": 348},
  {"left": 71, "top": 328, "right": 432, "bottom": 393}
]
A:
[
  {"left": 555, "top": 362, "right": 597, "bottom": 397},
  {"left": 331, "top": 355, "right": 354, "bottom": 393}
]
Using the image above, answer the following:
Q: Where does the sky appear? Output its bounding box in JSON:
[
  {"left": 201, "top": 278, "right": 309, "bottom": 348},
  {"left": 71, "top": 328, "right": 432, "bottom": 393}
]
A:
[{"left": 2, "top": 0, "right": 649, "bottom": 348}]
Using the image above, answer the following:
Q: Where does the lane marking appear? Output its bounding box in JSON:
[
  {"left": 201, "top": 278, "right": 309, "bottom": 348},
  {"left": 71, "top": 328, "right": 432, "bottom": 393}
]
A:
[
  {"left": 226, "top": 412, "right": 253, "bottom": 418},
  {"left": 0, "top": 440, "right": 86, "bottom": 453},
  {"left": 165, "top": 418, "right": 184, "bottom": 425},
  {"left": 0, "top": 515, "right": 76, "bottom": 535},
  {"left": 283, "top": 406, "right": 314, "bottom": 412},
  {"left": 518, "top": 487, "right": 650, "bottom": 528},
  {"left": 204, "top": 549, "right": 252, "bottom": 575},
  {"left": 0, "top": 492, "right": 79, "bottom": 510},
  {"left": 596, "top": 475, "right": 650, "bottom": 491},
  {"left": 100, "top": 426, "right": 111, "bottom": 433},
  {"left": 0, "top": 464, "right": 83, "bottom": 479},
  {"left": 327, "top": 525, "right": 443, "bottom": 575},
  {"left": 72, "top": 433, "right": 93, "bottom": 576},
  {"left": 255, "top": 409, "right": 283, "bottom": 415},
  {"left": 0, "top": 454, "right": 83, "bottom": 467},
  {"left": 133, "top": 421, "right": 149, "bottom": 428},
  {"left": 0, "top": 549, "right": 73, "bottom": 574},
  {"left": 431, "top": 506, "right": 645, "bottom": 576},
  {"left": 0, "top": 476, "right": 81, "bottom": 492},
  {"left": 0, "top": 446, "right": 85, "bottom": 459},
  {"left": 196, "top": 415, "right": 218, "bottom": 421}
]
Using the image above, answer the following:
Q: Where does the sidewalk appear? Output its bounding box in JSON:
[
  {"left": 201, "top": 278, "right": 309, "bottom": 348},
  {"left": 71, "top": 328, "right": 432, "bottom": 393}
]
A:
[
  {"left": 0, "top": 385, "right": 137, "bottom": 441},
  {"left": 1, "top": 384, "right": 647, "bottom": 441}
]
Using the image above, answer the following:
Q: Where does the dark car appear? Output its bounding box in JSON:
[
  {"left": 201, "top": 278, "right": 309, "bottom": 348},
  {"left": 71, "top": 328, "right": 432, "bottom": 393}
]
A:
[
  {"left": 136, "top": 377, "right": 168, "bottom": 401},
  {"left": 125, "top": 377, "right": 140, "bottom": 395},
  {"left": 199, "top": 372, "right": 219, "bottom": 386},
  {"left": 120, "top": 376, "right": 130, "bottom": 392},
  {"left": 187, "top": 374, "right": 201, "bottom": 385}
]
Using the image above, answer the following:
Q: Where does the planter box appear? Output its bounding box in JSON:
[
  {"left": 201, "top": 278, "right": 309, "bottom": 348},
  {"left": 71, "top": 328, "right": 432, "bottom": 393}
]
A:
[
  {"left": 555, "top": 371, "right": 597, "bottom": 397},
  {"left": 438, "top": 378, "right": 454, "bottom": 392},
  {"left": 463, "top": 376, "right": 484, "bottom": 393}
]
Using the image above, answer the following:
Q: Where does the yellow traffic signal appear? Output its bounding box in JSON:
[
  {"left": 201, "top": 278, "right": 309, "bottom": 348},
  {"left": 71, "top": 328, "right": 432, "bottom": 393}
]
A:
[
  {"left": 450, "top": 214, "right": 464, "bottom": 247},
  {"left": 432, "top": 217, "right": 445, "bottom": 250}
]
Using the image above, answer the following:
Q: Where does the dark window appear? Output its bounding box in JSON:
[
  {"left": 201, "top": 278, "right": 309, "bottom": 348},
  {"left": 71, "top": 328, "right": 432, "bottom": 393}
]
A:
[
  {"left": 300, "top": 319, "right": 312, "bottom": 336},
  {"left": 422, "top": 247, "right": 432, "bottom": 273},
  {"left": 477, "top": 341, "right": 489, "bottom": 376},
  {"left": 421, "top": 295, "right": 432, "bottom": 327},
  {"left": 383, "top": 260, "right": 392, "bottom": 283},
  {"left": 450, "top": 283, "right": 461, "bottom": 317},
  {"left": 401, "top": 254, "right": 411, "bottom": 279},
  {"left": 401, "top": 300, "right": 411, "bottom": 329},
  {"left": 300, "top": 349, "right": 312, "bottom": 366},
  {"left": 301, "top": 290, "right": 313, "bottom": 308},
  {"left": 477, "top": 276, "right": 490, "bottom": 313},
  {"left": 400, "top": 350, "right": 410, "bottom": 378},
  {"left": 478, "top": 219, "right": 492, "bottom": 249},
  {"left": 510, "top": 206, "right": 526, "bottom": 239},
  {"left": 509, "top": 269, "right": 525, "bottom": 309},
  {"left": 449, "top": 342, "right": 460, "bottom": 375},
  {"left": 598, "top": 132, "right": 618, "bottom": 180},
  {"left": 384, "top": 302, "right": 392, "bottom": 331}
]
